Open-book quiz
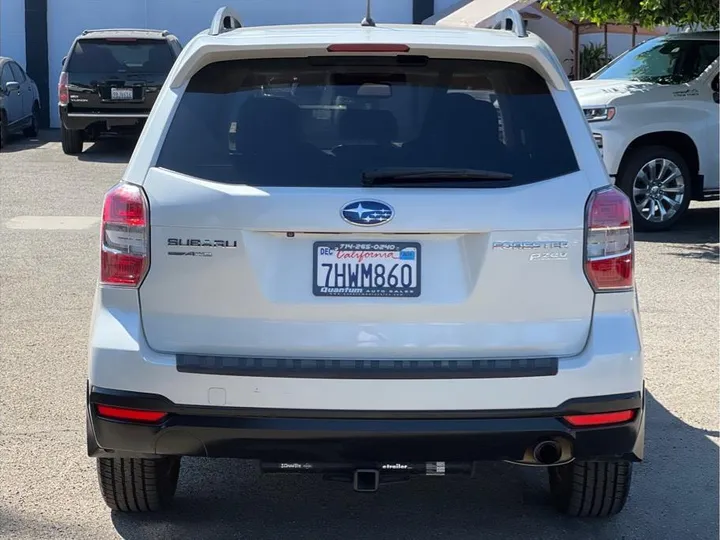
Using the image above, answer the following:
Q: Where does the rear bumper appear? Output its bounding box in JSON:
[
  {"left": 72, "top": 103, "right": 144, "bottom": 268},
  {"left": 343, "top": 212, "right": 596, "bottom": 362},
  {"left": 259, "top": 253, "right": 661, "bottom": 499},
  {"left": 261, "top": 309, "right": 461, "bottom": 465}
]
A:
[
  {"left": 59, "top": 105, "right": 149, "bottom": 131},
  {"left": 87, "top": 385, "right": 645, "bottom": 463},
  {"left": 89, "top": 285, "right": 644, "bottom": 411}
]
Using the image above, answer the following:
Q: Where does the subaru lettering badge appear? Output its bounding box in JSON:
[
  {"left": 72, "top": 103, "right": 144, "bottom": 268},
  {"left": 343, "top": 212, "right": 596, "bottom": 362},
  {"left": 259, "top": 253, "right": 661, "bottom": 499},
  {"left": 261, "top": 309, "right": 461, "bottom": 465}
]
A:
[{"left": 340, "top": 200, "right": 394, "bottom": 227}]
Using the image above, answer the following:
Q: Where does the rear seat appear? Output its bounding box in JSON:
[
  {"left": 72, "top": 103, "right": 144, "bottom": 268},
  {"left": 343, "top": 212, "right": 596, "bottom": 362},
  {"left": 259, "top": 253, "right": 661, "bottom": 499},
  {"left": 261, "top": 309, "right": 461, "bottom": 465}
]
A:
[{"left": 332, "top": 109, "right": 399, "bottom": 165}]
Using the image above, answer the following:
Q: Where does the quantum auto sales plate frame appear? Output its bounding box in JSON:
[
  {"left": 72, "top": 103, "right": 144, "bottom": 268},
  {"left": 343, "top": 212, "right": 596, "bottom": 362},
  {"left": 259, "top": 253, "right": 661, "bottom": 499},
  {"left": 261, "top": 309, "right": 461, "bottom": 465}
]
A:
[{"left": 313, "top": 241, "right": 421, "bottom": 298}]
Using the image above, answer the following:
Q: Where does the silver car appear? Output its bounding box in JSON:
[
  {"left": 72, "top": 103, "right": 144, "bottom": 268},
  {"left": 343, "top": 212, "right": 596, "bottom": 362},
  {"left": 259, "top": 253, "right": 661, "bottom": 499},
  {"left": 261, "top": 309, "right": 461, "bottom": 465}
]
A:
[{"left": 0, "top": 56, "right": 41, "bottom": 149}]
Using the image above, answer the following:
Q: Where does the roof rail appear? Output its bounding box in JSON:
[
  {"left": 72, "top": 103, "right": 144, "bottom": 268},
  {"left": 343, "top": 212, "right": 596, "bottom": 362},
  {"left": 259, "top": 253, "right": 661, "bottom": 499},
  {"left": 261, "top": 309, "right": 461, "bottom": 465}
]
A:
[
  {"left": 491, "top": 8, "right": 527, "bottom": 38},
  {"left": 209, "top": 6, "right": 243, "bottom": 36},
  {"left": 81, "top": 28, "right": 170, "bottom": 36}
]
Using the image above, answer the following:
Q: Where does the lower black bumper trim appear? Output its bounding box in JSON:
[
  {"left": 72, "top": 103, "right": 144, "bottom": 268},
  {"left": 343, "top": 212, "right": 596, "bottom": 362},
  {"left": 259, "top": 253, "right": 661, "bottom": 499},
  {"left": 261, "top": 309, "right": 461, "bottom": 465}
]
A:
[{"left": 87, "top": 385, "right": 645, "bottom": 463}]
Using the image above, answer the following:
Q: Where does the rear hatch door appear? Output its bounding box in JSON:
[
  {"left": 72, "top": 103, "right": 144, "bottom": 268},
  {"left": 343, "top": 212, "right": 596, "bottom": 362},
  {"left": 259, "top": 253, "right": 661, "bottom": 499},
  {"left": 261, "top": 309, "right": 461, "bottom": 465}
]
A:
[{"left": 138, "top": 54, "right": 595, "bottom": 360}]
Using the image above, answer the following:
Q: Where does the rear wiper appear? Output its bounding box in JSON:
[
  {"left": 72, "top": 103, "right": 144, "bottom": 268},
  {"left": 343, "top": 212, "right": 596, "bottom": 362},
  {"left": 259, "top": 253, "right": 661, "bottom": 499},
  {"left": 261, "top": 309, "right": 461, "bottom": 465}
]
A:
[{"left": 361, "top": 167, "right": 513, "bottom": 186}]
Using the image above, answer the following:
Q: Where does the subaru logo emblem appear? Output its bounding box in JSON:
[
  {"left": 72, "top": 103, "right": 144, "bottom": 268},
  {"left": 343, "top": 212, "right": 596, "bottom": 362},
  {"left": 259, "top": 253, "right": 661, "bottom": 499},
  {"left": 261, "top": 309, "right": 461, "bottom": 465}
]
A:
[{"left": 340, "top": 200, "right": 394, "bottom": 227}]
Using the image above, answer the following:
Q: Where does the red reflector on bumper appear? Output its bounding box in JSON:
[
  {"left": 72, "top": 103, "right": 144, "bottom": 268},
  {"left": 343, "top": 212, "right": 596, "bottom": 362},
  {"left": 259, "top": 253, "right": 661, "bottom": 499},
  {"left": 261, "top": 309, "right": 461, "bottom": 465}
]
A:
[
  {"left": 96, "top": 405, "right": 167, "bottom": 423},
  {"left": 563, "top": 409, "right": 635, "bottom": 427}
]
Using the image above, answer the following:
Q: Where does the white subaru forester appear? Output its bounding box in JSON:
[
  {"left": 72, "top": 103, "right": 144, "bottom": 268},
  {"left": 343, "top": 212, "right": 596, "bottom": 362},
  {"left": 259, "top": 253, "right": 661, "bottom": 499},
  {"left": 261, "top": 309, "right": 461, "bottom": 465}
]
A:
[{"left": 87, "top": 6, "right": 644, "bottom": 518}]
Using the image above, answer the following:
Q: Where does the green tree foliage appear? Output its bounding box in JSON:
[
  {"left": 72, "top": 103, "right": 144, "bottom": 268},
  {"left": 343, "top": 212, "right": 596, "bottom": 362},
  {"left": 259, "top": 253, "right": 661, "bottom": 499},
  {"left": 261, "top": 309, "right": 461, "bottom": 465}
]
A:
[{"left": 541, "top": 0, "right": 719, "bottom": 29}]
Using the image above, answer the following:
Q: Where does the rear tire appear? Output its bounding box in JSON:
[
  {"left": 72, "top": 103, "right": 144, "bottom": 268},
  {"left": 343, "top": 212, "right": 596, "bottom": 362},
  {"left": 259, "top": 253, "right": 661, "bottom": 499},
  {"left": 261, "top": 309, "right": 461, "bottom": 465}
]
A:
[
  {"left": 23, "top": 103, "right": 40, "bottom": 137},
  {"left": 549, "top": 460, "right": 632, "bottom": 517},
  {"left": 96, "top": 456, "right": 180, "bottom": 512},
  {"left": 61, "top": 124, "right": 83, "bottom": 154}
]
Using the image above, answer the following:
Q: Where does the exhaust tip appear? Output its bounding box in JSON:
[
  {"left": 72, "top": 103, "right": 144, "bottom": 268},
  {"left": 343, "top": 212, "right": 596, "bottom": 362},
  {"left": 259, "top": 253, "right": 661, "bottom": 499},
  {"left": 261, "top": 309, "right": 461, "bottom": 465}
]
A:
[{"left": 533, "top": 440, "right": 562, "bottom": 465}]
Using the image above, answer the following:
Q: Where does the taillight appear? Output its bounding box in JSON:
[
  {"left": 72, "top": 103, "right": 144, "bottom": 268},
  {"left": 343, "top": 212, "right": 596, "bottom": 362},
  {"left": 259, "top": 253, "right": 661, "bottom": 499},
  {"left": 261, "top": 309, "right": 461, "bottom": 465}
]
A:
[
  {"left": 584, "top": 186, "right": 633, "bottom": 291},
  {"left": 100, "top": 183, "right": 149, "bottom": 287},
  {"left": 58, "top": 72, "right": 69, "bottom": 105}
]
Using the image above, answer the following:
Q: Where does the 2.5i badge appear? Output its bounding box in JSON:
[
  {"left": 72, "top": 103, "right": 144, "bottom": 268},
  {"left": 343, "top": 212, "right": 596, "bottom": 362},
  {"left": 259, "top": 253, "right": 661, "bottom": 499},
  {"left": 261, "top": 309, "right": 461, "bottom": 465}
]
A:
[{"left": 492, "top": 240, "right": 569, "bottom": 262}]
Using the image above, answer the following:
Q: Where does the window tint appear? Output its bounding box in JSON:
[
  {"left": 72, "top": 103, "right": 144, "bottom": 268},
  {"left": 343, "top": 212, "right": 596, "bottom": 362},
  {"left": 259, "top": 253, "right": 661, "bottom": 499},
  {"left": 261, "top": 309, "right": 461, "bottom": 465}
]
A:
[
  {"left": 690, "top": 42, "right": 719, "bottom": 78},
  {"left": 68, "top": 39, "right": 175, "bottom": 74},
  {"left": 592, "top": 38, "right": 719, "bottom": 84},
  {"left": 157, "top": 57, "right": 578, "bottom": 187},
  {"left": 9, "top": 63, "right": 26, "bottom": 83}
]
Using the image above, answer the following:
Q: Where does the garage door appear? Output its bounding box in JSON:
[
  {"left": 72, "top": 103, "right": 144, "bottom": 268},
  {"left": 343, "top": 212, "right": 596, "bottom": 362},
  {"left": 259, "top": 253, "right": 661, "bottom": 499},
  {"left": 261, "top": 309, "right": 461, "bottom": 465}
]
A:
[{"left": 47, "top": 0, "right": 412, "bottom": 128}]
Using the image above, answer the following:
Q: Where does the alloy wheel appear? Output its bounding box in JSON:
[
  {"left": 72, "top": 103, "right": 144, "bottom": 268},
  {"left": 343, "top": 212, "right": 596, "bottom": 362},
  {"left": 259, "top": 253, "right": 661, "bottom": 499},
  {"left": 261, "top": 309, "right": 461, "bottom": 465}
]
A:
[{"left": 631, "top": 158, "right": 685, "bottom": 223}]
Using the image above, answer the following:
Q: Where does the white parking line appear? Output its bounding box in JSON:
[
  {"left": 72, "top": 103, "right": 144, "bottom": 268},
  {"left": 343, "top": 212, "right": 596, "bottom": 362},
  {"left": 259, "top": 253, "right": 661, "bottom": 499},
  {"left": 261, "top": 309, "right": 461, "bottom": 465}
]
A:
[{"left": 3, "top": 216, "right": 100, "bottom": 230}]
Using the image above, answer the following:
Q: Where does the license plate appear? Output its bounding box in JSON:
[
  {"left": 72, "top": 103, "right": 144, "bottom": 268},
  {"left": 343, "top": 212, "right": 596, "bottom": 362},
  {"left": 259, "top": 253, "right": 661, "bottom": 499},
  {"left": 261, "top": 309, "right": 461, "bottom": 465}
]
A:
[
  {"left": 110, "top": 87, "right": 134, "bottom": 100},
  {"left": 313, "top": 241, "right": 421, "bottom": 297}
]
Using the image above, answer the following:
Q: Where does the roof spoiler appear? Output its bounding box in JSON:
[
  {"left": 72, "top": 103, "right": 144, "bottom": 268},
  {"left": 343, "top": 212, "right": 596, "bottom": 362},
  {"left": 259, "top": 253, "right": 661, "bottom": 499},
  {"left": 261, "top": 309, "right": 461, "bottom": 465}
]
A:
[{"left": 174, "top": 5, "right": 567, "bottom": 91}]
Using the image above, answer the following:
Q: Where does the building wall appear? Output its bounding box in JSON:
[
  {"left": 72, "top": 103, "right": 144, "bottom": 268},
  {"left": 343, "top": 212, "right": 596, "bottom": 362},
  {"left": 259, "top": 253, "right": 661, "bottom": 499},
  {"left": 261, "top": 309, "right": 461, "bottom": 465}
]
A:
[
  {"left": 0, "top": 0, "right": 27, "bottom": 69},
  {"left": 46, "top": 0, "right": 413, "bottom": 127}
]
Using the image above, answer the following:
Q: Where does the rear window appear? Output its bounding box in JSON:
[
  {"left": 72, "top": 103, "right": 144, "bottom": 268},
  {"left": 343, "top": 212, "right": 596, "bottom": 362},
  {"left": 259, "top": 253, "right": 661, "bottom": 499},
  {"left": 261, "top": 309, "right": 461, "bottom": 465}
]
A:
[
  {"left": 68, "top": 38, "right": 175, "bottom": 74},
  {"left": 157, "top": 57, "right": 578, "bottom": 187}
]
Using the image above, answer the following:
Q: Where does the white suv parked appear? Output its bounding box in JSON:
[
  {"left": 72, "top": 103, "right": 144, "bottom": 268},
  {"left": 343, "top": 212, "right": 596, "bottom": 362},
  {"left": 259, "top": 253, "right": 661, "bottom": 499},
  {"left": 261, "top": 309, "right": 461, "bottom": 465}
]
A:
[
  {"left": 87, "top": 7, "right": 644, "bottom": 518},
  {"left": 573, "top": 31, "right": 719, "bottom": 231}
]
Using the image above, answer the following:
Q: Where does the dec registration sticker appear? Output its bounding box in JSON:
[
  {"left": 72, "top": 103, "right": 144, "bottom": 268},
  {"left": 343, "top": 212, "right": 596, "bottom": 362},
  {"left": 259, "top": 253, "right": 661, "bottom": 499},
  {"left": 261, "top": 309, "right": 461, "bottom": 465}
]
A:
[{"left": 313, "top": 241, "right": 421, "bottom": 298}]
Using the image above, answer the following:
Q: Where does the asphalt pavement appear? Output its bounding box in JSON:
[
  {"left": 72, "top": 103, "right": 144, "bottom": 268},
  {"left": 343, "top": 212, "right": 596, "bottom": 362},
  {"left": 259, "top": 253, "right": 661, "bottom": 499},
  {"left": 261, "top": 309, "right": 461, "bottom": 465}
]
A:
[{"left": 1, "top": 132, "right": 718, "bottom": 539}]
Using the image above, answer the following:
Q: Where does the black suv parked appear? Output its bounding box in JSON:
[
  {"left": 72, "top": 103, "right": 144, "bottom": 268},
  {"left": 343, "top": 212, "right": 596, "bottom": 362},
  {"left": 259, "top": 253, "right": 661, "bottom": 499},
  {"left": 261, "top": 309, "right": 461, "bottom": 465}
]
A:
[{"left": 58, "top": 28, "right": 182, "bottom": 155}]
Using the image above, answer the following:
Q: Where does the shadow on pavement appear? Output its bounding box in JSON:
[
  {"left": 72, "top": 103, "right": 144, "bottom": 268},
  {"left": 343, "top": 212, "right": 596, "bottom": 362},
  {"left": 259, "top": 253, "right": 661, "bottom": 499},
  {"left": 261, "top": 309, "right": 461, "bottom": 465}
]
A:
[
  {"left": 0, "top": 129, "right": 58, "bottom": 153},
  {"left": 1, "top": 128, "right": 135, "bottom": 162},
  {"left": 77, "top": 138, "right": 135, "bottom": 164},
  {"left": 635, "top": 204, "right": 719, "bottom": 246},
  {"left": 111, "top": 391, "right": 718, "bottom": 540},
  {"left": 636, "top": 203, "right": 719, "bottom": 264},
  {"left": 668, "top": 243, "right": 719, "bottom": 263}
]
